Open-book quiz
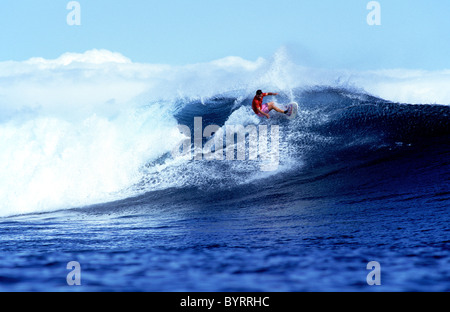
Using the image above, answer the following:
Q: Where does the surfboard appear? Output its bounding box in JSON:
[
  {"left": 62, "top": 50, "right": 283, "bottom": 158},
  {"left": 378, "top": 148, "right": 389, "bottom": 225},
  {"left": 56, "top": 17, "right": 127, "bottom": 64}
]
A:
[{"left": 285, "top": 102, "right": 298, "bottom": 120}]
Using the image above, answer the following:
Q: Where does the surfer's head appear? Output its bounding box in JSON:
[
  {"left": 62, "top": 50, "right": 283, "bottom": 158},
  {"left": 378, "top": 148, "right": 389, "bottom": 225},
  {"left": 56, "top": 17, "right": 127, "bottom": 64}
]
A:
[{"left": 256, "top": 90, "right": 263, "bottom": 95}]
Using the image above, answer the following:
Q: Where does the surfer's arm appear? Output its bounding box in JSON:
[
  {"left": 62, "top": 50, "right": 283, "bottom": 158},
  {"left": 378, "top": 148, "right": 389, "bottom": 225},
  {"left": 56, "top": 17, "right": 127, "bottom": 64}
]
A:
[{"left": 266, "top": 92, "right": 278, "bottom": 96}]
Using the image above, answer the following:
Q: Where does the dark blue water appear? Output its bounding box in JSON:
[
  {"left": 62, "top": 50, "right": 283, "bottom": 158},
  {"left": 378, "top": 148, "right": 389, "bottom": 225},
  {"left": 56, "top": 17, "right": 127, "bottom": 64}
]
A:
[{"left": 1, "top": 88, "right": 449, "bottom": 291}]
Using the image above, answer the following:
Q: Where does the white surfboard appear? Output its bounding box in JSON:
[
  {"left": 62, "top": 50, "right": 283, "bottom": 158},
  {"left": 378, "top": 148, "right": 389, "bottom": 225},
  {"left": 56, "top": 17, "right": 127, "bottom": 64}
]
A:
[{"left": 285, "top": 102, "right": 298, "bottom": 120}]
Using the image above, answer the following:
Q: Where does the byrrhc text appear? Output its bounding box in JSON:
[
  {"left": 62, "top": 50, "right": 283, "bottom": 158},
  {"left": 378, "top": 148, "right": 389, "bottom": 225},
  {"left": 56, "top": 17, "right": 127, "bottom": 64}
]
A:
[{"left": 180, "top": 296, "right": 270, "bottom": 309}]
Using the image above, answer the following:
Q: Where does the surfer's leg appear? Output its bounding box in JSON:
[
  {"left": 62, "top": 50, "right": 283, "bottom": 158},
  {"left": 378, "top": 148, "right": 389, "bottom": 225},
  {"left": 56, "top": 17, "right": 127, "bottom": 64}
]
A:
[{"left": 268, "top": 102, "right": 287, "bottom": 114}]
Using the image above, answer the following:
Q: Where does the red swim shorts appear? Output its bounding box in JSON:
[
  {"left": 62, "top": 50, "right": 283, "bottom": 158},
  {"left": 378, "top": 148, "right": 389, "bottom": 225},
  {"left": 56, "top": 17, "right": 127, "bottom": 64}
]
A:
[{"left": 257, "top": 104, "right": 270, "bottom": 117}]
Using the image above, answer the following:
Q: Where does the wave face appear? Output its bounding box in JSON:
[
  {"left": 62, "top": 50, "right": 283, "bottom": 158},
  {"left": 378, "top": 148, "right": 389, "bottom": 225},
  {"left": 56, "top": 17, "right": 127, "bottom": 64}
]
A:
[
  {"left": 144, "top": 87, "right": 450, "bottom": 193},
  {"left": 0, "top": 50, "right": 449, "bottom": 217},
  {"left": 2, "top": 87, "right": 449, "bottom": 217}
]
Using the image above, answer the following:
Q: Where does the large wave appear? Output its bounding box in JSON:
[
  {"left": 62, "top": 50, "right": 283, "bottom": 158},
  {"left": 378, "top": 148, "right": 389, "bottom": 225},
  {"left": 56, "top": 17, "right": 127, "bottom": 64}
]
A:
[{"left": 0, "top": 48, "right": 449, "bottom": 217}]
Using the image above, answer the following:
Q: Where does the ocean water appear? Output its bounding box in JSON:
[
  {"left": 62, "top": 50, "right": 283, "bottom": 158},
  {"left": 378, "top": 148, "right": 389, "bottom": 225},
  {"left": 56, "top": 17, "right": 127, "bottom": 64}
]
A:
[{"left": 0, "top": 52, "right": 449, "bottom": 292}]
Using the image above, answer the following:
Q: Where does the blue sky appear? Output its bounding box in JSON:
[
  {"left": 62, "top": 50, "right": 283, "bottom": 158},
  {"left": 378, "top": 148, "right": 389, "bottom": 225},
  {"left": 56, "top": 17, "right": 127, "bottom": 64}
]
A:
[{"left": 0, "top": 0, "right": 449, "bottom": 70}]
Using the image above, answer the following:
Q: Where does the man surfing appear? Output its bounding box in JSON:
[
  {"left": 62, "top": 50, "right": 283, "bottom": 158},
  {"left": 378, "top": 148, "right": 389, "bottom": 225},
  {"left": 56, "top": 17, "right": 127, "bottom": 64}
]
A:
[{"left": 252, "top": 90, "right": 289, "bottom": 119}]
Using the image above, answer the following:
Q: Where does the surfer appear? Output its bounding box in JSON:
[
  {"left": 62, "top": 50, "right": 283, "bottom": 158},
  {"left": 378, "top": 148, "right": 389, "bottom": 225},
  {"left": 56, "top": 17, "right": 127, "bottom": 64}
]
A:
[{"left": 252, "top": 90, "right": 288, "bottom": 119}]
